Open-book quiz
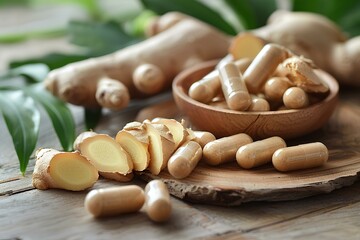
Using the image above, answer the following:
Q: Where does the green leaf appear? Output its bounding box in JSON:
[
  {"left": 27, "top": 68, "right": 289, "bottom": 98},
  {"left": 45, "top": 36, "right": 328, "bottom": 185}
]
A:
[
  {"left": 68, "top": 20, "right": 141, "bottom": 56},
  {"left": 292, "top": 0, "right": 360, "bottom": 37},
  {"left": 84, "top": 108, "right": 102, "bottom": 131},
  {"left": 129, "top": 10, "right": 158, "bottom": 37},
  {"left": 140, "top": 0, "right": 237, "bottom": 35},
  {"left": 0, "top": 90, "right": 40, "bottom": 175},
  {"left": 223, "top": 0, "right": 257, "bottom": 29},
  {"left": 224, "top": 0, "right": 277, "bottom": 29},
  {"left": 247, "top": 0, "right": 277, "bottom": 27},
  {"left": 0, "top": 28, "right": 65, "bottom": 44},
  {"left": 1, "top": 64, "right": 49, "bottom": 83},
  {"left": 9, "top": 53, "right": 89, "bottom": 70},
  {"left": 24, "top": 84, "right": 76, "bottom": 151}
]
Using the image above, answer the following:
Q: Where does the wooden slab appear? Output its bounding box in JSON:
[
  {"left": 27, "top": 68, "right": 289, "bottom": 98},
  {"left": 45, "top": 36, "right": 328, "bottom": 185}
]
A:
[{"left": 138, "top": 90, "right": 360, "bottom": 206}]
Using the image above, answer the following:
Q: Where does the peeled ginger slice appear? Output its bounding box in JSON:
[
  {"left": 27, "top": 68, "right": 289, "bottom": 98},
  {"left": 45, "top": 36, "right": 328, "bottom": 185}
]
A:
[
  {"left": 32, "top": 148, "right": 98, "bottom": 191},
  {"left": 74, "top": 132, "right": 133, "bottom": 174}
]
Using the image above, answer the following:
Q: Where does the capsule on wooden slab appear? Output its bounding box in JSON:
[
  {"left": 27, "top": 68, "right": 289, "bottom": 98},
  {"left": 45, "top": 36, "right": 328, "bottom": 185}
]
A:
[
  {"left": 192, "top": 131, "right": 216, "bottom": 148},
  {"left": 236, "top": 136, "right": 286, "bottom": 169},
  {"left": 85, "top": 185, "right": 145, "bottom": 217},
  {"left": 167, "top": 141, "right": 202, "bottom": 179},
  {"left": 145, "top": 180, "right": 172, "bottom": 222},
  {"left": 219, "top": 62, "right": 251, "bottom": 111},
  {"left": 243, "top": 44, "right": 291, "bottom": 94},
  {"left": 283, "top": 87, "right": 309, "bottom": 109},
  {"left": 264, "top": 77, "right": 293, "bottom": 102},
  {"left": 203, "top": 133, "right": 253, "bottom": 166},
  {"left": 248, "top": 95, "right": 270, "bottom": 112},
  {"left": 272, "top": 142, "right": 328, "bottom": 172}
]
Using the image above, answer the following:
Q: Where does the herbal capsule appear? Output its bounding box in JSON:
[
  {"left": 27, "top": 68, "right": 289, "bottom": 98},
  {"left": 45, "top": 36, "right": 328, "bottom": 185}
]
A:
[
  {"left": 203, "top": 133, "right": 253, "bottom": 166},
  {"left": 272, "top": 142, "right": 328, "bottom": 172},
  {"left": 283, "top": 87, "right": 309, "bottom": 109},
  {"left": 188, "top": 70, "right": 221, "bottom": 103},
  {"left": 219, "top": 62, "right": 251, "bottom": 111},
  {"left": 145, "top": 180, "right": 172, "bottom": 222},
  {"left": 85, "top": 185, "right": 145, "bottom": 217},
  {"left": 236, "top": 136, "right": 286, "bottom": 169},
  {"left": 167, "top": 141, "right": 202, "bottom": 179},
  {"left": 192, "top": 131, "right": 216, "bottom": 148},
  {"left": 248, "top": 95, "right": 270, "bottom": 112},
  {"left": 264, "top": 77, "right": 293, "bottom": 102},
  {"left": 188, "top": 59, "right": 252, "bottom": 104},
  {"left": 243, "top": 44, "right": 291, "bottom": 93}
]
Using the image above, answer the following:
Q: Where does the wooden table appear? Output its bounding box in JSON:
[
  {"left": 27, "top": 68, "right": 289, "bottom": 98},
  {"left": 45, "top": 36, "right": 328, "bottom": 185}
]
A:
[
  {"left": 1, "top": 22, "right": 360, "bottom": 240},
  {"left": 1, "top": 83, "right": 360, "bottom": 239}
]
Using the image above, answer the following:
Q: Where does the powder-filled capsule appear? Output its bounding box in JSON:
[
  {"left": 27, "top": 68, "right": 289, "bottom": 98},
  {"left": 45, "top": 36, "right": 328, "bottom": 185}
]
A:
[
  {"left": 283, "top": 87, "right": 309, "bottom": 109},
  {"left": 272, "top": 142, "right": 328, "bottom": 172},
  {"left": 219, "top": 62, "right": 251, "bottom": 111},
  {"left": 236, "top": 136, "right": 286, "bottom": 169},
  {"left": 248, "top": 95, "right": 270, "bottom": 112},
  {"left": 192, "top": 131, "right": 216, "bottom": 148},
  {"left": 85, "top": 185, "right": 145, "bottom": 217},
  {"left": 203, "top": 133, "right": 253, "bottom": 166},
  {"left": 167, "top": 141, "right": 202, "bottom": 179},
  {"left": 188, "top": 58, "right": 252, "bottom": 104},
  {"left": 145, "top": 180, "right": 172, "bottom": 222},
  {"left": 243, "top": 44, "right": 291, "bottom": 93},
  {"left": 264, "top": 77, "right": 293, "bottom": 102}
]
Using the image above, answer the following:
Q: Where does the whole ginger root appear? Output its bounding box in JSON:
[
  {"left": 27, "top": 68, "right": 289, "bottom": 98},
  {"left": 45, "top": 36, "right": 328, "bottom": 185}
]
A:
[
  {"left": 45, "top": 10, "right": 360, "bottom": 111},
  {"left": 231, "top": 10, "right": 360, "bottom": 87},
  {"left": 44, "top": 12, "right": 231, "bottom": 110}
]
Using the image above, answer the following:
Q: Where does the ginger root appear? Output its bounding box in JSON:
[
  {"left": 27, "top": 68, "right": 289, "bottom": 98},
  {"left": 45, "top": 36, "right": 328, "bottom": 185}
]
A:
[
  {"left": 115, "top": 122, "right": 151, "bottom": 171},
  {"left": 144, "top": 121, "right": 176, "bottom": 175},
  {"left": 74, "top": 131, "right": 133, "bottom": 174},
  {"left": 231, "top": 10, "right": 360, "bottom": 86},
  {"left": 32, "top": 148, "right": 98, "bottom": 191},
  {"left": 152, "top": 118, "right": 188, "bottom": 149},
  {"left": 44, "top": 12, "right": 230, "bottom": 110}
]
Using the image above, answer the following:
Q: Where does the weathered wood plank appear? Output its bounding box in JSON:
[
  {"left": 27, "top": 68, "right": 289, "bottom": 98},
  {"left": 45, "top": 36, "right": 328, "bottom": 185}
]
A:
[{"left": 0, "top": 179, "right": 236, "bottom": 240}]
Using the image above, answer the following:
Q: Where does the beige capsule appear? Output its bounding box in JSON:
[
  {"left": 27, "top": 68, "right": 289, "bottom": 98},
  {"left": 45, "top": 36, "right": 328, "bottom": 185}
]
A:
[
  {"left": 264, "top": 77, "right": 293, "bottom": 102},
  {"left": 219, "top": 62, "right": 252, "bottom": 111},
  {"left": 203, "top": 133, "right": 253, "bottom": 166},
  {"left": 145, "top": 180, "right": 172, "bottom": 222},
  {"left": 236, "top": 136, "right": 286, "bottom": 169},
  {"left": 167, "top": 141, "right": 202, "bottom": 179},
  {"left": 188, "top": 59, "right": 252, "bottom": 104},
  {"left": 272, "top": 142, "right": 328, "bottom": 172},
  {"left": 85, "top": 185, "right": 145, "bottom": 217},
  {"left": 192, "top": 131, "right": 216, "bottom": 148},
  {"left": 188, "top": 70, "right": 221, "bottom": 104},
  {"left": 248, "top": 95, "right": 270, "bottom": 112},
  {"left": 243, "top": 44, "right": 291, "bottom": 94},
  {"left": 283, "top": 87, "right": 309, "bottom": 109}
]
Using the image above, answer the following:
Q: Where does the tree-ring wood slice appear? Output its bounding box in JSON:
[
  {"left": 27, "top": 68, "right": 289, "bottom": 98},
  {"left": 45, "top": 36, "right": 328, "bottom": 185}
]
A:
[{"left": 138, "top": 89, "right": 360, "bottom": 206}]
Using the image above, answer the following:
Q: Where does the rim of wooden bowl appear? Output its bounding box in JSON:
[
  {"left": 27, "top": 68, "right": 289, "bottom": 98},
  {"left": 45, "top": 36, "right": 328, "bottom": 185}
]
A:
[{"left": 172, "top": 60, "right": 339, "bottom": 138}]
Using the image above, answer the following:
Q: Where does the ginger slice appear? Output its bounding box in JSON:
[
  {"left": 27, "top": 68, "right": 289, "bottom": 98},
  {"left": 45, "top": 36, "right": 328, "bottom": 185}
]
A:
[
  {"left": 144, "top": 122, "right": 176, "bottom": 175},
  {"left": 32, "top": 148, "right": 98, "bottom": 191},
  {"left": 152, "top": 118, "right": 189, "bottom": 149},
  {"left": 115, "top": 122, "right": 150, "bottom": 171},
  {"left": 280, "top": 56, "right": 329, "bottom": 93},
  {"left": 99, "top": 171, "right": 134, "bottom": 182},
  {"left": 74, "top": 131, "right": 133, "bottom": 174},
  {"left": 229, "top": 33, "right": 268, "bottom": 60}
]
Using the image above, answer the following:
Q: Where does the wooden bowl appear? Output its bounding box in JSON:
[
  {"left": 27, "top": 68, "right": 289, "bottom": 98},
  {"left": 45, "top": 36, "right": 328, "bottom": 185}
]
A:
[{"left": 172, "top": 60, "right": 339, "bottom": 139}]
